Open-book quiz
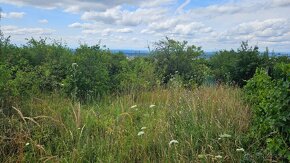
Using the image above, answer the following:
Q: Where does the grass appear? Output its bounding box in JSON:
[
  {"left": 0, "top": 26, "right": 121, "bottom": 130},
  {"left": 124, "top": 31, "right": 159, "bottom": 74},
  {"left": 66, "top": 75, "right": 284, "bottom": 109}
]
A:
[{"left": 0, "top": 85, "right": 251, "bottom": 162}]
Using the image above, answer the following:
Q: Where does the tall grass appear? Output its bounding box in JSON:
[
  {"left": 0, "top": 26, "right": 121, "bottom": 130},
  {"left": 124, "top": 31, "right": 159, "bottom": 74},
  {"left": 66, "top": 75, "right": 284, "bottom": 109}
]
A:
[{"left": 0, "top": 85, "right": 251, "bottom": 162}]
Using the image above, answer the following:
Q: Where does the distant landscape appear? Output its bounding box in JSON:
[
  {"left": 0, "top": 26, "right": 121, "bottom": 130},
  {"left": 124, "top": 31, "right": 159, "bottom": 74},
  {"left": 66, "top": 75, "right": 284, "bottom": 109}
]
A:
[{"left": 112, "top": 50, "right": 290, "bottom": 58}]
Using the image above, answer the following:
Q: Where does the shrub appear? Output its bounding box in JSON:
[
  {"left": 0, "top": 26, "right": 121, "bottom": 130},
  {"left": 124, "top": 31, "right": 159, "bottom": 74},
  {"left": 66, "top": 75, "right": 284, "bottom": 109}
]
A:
[
  {"left": 209, "top": 41, "right": 263, "bottom": 86},
  {"left": 63, "top": 44, "right": 111, "bottom": 101},
  {"left": 244, "top": 64, "right": 290, "bottom": 161},
  {"left": 151, "top": 37, "right": 208, "bottom": 86}
]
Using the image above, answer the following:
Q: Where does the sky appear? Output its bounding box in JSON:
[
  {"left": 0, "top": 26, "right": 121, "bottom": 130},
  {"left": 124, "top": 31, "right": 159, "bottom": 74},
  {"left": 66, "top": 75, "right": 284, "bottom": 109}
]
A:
[{"left": 0, "top": 0, "right": 290, "bottom": 52}]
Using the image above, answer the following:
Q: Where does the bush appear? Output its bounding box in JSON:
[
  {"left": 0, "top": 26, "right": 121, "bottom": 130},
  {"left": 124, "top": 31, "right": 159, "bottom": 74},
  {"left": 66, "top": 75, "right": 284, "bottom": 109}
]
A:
[
  {"left": 63, "top": 45, "right": 111, "bottom": 101},
  {"left": 244, "top": 64, "right": 290, "bottom": 161},
  {"left": 209, "top": 50, "right": 237, "bottom": 84},
  {"left": 209, "top": 41, "right": 263, "bottom": 86},
  {"left": 151, "top": 37, "right": 209, "bottom": 86}
]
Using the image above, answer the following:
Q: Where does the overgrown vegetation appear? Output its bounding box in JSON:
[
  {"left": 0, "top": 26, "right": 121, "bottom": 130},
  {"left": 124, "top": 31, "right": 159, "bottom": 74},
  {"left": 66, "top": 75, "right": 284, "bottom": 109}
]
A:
[
  {"left": 1, "top": 86, "right": 251, "bottom": 162},
  {"left": 0, "top": 33, "right": 289, "bottom": 162},
  {"left": 244, "top": 64, "right": 290, "bottom": 161}
]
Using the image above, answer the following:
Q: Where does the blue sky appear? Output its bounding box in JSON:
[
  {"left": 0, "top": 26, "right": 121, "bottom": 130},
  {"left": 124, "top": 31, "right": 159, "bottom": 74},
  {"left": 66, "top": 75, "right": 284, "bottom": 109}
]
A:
[{"left": 1, "top": 0, "right": 290, "bottom": 52}]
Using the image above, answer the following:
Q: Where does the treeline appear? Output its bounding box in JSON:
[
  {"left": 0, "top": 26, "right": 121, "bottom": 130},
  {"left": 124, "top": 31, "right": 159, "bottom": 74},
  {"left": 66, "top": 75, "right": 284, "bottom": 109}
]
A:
[
  {"left": 0, "top": 37, "right": 157, "bottom": 104},
  {"left": 0, "top": 36, "right": 289, "bottom": 102}
]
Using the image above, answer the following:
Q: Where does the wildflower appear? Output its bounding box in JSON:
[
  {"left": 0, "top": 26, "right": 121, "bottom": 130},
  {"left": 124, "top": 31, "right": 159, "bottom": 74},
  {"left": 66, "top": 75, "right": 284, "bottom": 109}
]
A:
[
  {"left": 130, "top": 105, "right": 137, "bottom": 109},
  {"left": 219, "top": 134, "right": 231, "bottom": 138},
  {"left": 149, "top": 104, "right": 156, "bottom": 108},
  {"left": 25, "top": 143, "right": 30, "bottom": 146},
  {"left": 141, "top": 127, "right": 147, "bottom": 130},
  {"left": 215, "top": 155, "right": 223, "bottom": 159},
  {"left": 236, "top": 148, "right": 245, "bottom": 152},
  {"left": 72, "top": 63, "right": 78, "bottom": 69},
  {"left": 72, "top": 63, "right": 78, "bottom": 67},
  {"left": 169, "top": 140, "right": 178, "bottom": 145},
  {"left": 218, "top": 138, "right": 222, "bottom": 140},
  {"left": 138, "top": 131, "right": 144, "bottom": 136},
  {"left": 198, "top": 154, "right": 206, "bottom": 159}
]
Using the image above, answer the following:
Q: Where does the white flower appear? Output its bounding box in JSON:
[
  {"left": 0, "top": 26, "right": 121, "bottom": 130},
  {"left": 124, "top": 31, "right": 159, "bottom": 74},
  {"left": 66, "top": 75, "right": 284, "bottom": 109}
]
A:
[
  {"left": 236, "top": 148, "right": 245, "bottom": 152},
  {"left": 218, "top": 138, "right": 222, "bottom": 140},
  {"left": 149, "top": 104, "right": 156, "bottom": 108},
  {"left": 219, "top": 134, "right": 232, "bottom": 138},
  {"left": 25, "top": 143, "right": 30, "bottom": 146},
  {"left": 130, "top": 105, "right": 137, "bottom": 109},
  {"left": 169, "top": 140, "right": 178, "bottom": 145},
  {"left": 72, "top": 63, "right": 78, "bottom": 69},
  {"left": 198, "top": 154, "right": 206, "bottom": 159},
  {"left": 137, "top": 131, "right": 144, "bottom": 136},
  {"left": 215, "top": 155, "right": 223, "bottom": 159},
  {"left": 141, "top": 127, "right": 147, "bottom": 130}
]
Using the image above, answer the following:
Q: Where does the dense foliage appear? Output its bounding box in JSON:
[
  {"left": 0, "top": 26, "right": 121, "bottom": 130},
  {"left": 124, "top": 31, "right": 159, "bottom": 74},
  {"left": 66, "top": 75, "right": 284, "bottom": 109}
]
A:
[
  {"left": 0, "top": 36, "right": 156, "bottom": 105},
  {"left": 208, "top": 42, "right": 283, "bottom": 86},
  {"left": 244, "top": 64, "right": 290, "bottom": 161},
  {"left": 150, "top": 37, "right": 209, "bottom": 86}
]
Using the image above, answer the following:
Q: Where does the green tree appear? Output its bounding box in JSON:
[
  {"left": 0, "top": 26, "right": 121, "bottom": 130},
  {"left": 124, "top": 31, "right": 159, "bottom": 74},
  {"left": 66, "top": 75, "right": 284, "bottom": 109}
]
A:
[
  {"left": 64, "top": 44, "right": 111, "bottom": 101},
  {"left": 209, "top": 50, "right": 238, "bottom": 83},
  {"left": 151, "top": 37, "right": 207, "bottom": 86},
  {"left": 233, "top": 41, "right": 261, "bottom": 86}
]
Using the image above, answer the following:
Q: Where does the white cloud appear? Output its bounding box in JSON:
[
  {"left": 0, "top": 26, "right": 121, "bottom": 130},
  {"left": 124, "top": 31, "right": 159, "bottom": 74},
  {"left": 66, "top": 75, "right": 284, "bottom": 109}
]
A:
[
  {"left": 148, "top": 19, "right": 179, "bottom": 32},
  {"left": 117, "top": 28, "right": 133, "bottom": 33},
  {"left": 1, "top": 12, "right": 25, "bottom": 19},
  {"left": 81, "top": 6, "right": 168, "bottom": 26},
  {"left": 2, "top": 25, "right": 55, "bottom": 35},
  {"left": 228, "top": 19, "right": 290, "bottom": 38},
  {"left": 213, "top": 18, "right": 290, "bottom": 48},
  {"left": 173, "top": 22, "right": 212, "bottom": 35},
  {"left": 140, "top": 0, "right": 176, "bottom": 7},
  {"left": 0, "top": 0, "right": 174, "bottom": 13},
  {"left": 38, "top": 19, "right": 48, "bottom": 24},
  {"left": 82, "top": 27, "right": 133, "bottom": 36},
  {"left": 81, "top": 6, "right": 122, "bottom": 24},
  {"left": 1, "top": 0, "right": 290, "bottom": 51},
  {"left": 272, "top": 0, "right": 290, "bottom": 7},
  {"left": 101, "top": 28, "right": 133, "bottom": 36}
]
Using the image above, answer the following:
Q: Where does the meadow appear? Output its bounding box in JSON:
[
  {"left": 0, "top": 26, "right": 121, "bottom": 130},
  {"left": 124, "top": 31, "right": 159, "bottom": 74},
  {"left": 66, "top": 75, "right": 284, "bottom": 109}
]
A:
[{"left": 1, "top": 85, "right": 253, "bottom": 162}]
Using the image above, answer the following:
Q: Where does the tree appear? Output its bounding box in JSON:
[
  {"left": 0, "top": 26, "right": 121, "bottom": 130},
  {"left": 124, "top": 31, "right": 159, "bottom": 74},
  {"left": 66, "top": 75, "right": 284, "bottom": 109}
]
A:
[{"left": 151, "top": 37, "right": 207, "bottom": 86}]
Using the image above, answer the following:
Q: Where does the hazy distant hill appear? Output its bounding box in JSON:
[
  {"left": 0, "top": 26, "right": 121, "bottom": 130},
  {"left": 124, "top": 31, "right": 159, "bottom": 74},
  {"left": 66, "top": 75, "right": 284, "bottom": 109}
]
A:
[
  {"left": 111, "top": 50, "right": 289, "bottom": 58},
  {"left": 111, "top": 49, "right": 149, "bottom": 57}
]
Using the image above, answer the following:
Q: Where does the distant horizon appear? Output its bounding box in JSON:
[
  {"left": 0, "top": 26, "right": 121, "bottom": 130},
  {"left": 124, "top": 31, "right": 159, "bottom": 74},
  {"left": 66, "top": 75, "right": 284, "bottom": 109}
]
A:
[{"left": 2, "top": 35, "right": 290, "bottom": 54}]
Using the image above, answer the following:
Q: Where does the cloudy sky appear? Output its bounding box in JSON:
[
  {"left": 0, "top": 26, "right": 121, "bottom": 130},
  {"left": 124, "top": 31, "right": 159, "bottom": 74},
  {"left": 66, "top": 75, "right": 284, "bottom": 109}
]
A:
[{"left": 0, "top": 0, "right": 290, "bottom": 52}]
